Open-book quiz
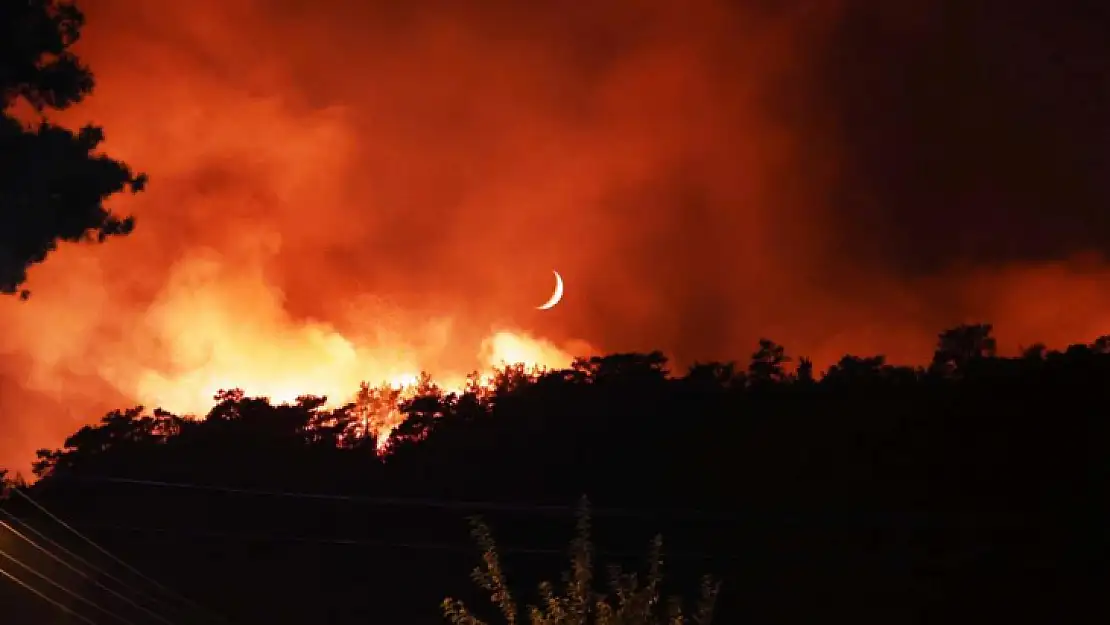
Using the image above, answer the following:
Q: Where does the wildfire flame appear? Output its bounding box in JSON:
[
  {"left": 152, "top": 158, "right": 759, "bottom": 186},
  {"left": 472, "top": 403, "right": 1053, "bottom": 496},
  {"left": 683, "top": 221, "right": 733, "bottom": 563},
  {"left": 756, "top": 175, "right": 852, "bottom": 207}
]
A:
[
  {"left": 119, "top": 254, "right": 588, "bottom": 444},
  {"left": 121, "top": 259, "right": 586, "bottom": 426}
]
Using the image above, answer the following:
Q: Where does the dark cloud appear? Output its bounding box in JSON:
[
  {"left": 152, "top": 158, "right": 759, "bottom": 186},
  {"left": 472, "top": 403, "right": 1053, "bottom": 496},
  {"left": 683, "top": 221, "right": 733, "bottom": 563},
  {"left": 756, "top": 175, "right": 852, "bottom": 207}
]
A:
[{"left": 807, "top": 0, "right": 1110, "bottom": 273}]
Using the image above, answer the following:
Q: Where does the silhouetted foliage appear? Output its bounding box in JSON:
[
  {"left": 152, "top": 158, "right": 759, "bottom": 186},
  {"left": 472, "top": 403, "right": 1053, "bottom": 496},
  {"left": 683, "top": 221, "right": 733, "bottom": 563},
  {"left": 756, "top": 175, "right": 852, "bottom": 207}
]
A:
[
  {"left": 930, "top": 323, "right": 997, "bottom": 377},
  {"left": 4, "top": 325, "right": 1104, "bottom": 625},
  {"left": 443, "top": 499, "right": 719, "bottom": 625},
  {"left": 0, "top": 0, "right": 145, "bottom": 297},
  {"left": 747, "top": 338, "right": 789, "bottom": 385},
  {"left": 794, "top": 356, "right": 814, "bottom": 385}
]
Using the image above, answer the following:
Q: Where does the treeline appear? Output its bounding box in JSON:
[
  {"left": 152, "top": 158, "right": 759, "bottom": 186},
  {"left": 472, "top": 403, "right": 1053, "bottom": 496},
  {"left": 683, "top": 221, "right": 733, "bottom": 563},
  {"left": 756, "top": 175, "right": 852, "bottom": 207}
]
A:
[
  {"left": 1, "top": 323, "right": 1103, "bottom": 625},
  {"left": 20, "top": 322, "right": 1089, "bottom": 477}
]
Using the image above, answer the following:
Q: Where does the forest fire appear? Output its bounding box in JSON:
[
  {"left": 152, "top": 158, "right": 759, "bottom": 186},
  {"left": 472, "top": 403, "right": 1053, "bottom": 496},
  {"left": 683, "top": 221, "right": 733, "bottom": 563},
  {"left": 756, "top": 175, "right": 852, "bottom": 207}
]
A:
[
  {"left": 1, "top": 0, "right": 1108, "bottom": 473},
  {"left": 133, "top": 324, "right": 579, "bottom": 446},
  {"left": 1, "top": 2, "right": 1105, "bottom": 624}
]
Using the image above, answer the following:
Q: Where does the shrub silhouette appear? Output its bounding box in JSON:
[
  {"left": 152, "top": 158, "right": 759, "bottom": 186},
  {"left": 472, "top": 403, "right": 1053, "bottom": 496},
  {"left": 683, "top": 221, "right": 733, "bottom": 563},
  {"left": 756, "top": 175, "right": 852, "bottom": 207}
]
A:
[{"left": 443, "top": 498, "right": 719, "bottom": 625}]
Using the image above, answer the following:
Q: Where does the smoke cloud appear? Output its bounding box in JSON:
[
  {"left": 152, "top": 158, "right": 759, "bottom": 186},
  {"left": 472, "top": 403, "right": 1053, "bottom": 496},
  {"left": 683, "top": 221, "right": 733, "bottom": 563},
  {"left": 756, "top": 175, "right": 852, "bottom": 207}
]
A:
[{"left": 0, "top": 0, "right": 1107, "bottom": 470}]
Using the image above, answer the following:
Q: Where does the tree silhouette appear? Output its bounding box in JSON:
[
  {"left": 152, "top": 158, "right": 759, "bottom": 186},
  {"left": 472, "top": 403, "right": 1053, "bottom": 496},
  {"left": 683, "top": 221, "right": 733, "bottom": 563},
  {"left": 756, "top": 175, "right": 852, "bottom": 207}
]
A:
[
  {"left": 747, "top": 338, "right": 790, "bottom": 385},
  {"left": 685, "top": 361, "right": 742, "bottom": 391},
  {"left": 9, "top": 323, "right": 1100, "bottom": 625},
  {"left": 1092, "top": 335, "right": 1110, "bottom": 355},
  {"left": 1020, "top": 342, "right": 1047, "bottom": 361},
  {"left": 794, "top": 356, "right": 815, "bottom": 385},
  {"left": 572, "top": 352, "right": 669, "bottom": 384},
  {"left": 930, "top": 323, "right": 997, "bottom": 376},
  {"left": 0, "top": 0, "right": 146, "bottom": 297},
  {"left": 443, "top": 499, "right": 719, "bottom": 625}
]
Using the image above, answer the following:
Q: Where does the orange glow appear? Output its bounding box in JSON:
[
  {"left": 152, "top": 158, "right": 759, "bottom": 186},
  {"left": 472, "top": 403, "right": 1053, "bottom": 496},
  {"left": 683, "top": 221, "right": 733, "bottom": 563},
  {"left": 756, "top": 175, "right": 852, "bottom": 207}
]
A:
[
  {"left": 0, "top": 0, "right": 1106, "bottom": 471},
  {"left": 114, "top": 249, "right": 584, "bottom": 417}
]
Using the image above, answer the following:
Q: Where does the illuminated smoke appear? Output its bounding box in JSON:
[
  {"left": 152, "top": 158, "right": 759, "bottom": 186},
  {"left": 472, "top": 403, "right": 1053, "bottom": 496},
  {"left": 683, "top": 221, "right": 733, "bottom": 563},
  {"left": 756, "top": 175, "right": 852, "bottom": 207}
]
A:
[{"left": 0, "top": 0, "right": 1106, "bottom": 470}]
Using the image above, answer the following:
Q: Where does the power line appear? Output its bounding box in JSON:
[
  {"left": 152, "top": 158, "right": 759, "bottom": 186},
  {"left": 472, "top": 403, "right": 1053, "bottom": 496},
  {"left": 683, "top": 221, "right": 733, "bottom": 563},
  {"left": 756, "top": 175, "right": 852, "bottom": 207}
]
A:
[
  {"left": 0, "top": 545, "right": 138, "bottom": 625},
  {"left": 0, "top": 513, "right": 179, "bottom": 625},
  {"left": 62, "top": 477, "right": 724, "bottom": 519},
  {"left": 7, "top": 488, "right": 229, "bottom": 625},
  {"left": 1, "top": 506, "right": 162, "bottom": 601},
  {"left": 0, "top": 562, "right": 100, "bottom": 625},
  {"left": 70, "top": 523, "right": 731, "bottom": 561},
  {"left": 62, "top": 523, "right": 1064, "bottom": 574},
  {"left": 55, "top": 477, "right": 1027, "bottom": 528}
]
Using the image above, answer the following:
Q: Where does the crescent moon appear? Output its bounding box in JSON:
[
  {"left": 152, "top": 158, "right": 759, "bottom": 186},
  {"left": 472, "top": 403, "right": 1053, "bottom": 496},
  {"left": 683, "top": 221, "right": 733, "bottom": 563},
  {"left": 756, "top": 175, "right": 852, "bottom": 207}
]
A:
[{"left": 536, "top": 270, "right": 564, "bottom": 311}]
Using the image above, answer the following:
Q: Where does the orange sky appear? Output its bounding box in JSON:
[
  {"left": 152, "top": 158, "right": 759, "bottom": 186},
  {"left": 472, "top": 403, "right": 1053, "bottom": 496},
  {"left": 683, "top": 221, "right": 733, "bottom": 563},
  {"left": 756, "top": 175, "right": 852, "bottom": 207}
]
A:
[{"left": 0, "top": 0, "right": 1108, "bottom": 471}]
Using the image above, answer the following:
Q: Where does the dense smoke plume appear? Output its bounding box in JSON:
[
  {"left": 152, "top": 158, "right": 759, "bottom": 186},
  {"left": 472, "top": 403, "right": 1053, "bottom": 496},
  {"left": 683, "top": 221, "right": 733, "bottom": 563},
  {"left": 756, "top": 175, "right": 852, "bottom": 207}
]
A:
[{"left": 0, "top": 0, "right": 1107, "bottom": 469}]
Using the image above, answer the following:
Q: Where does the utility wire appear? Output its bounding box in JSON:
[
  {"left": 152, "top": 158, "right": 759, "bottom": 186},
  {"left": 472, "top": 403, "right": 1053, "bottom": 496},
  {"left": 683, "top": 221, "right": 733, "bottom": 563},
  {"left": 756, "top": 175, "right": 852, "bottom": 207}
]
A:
[
  {"left": 0, "top": 562, "right": 100, "bottom": 625},
  {"left": 7, "top": 489, "right": 228, "bottom": 625},
  {"left": 63, "top": 476, "right": 725, "bottom": 519},
  {"left": 71, "top": 523, "right": 730, "bottom": 560},
  {"left": 1, "top": 506, "right": 164, "bottom": 602},
  {"left": 58, "top": 476, "right": 1023, "bottom": 528},
  {"left": 0, "top": 514, "right": 179, "bottom": 625},
  {"left": 58, "top": 523, "right": 1062, "bottom": 574},
  {"left": 0, "top": 545, "right": 138, "bottom": 625}
]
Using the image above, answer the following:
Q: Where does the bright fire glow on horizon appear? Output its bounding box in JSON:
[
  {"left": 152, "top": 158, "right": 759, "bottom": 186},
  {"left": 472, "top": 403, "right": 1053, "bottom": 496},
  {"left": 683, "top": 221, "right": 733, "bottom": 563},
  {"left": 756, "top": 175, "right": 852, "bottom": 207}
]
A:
[{"left": 131, "top": 327, "right": 584, "bottom": 419}]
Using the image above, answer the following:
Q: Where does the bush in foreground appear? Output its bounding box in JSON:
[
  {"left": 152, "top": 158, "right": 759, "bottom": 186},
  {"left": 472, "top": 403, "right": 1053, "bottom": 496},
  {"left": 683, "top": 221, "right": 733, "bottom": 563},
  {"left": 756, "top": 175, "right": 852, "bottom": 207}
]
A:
[{"left": 443, "top": 499, "right": 720, "bottom": 625}]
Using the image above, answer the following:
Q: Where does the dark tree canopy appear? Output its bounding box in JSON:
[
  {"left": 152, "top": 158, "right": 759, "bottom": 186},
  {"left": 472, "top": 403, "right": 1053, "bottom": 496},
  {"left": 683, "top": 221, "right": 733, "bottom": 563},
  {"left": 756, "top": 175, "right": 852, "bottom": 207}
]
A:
[
  {"left": 0, "top": 0, "right": 145, "bottom": 297},
  {"left": 0, "top": 323, "right": 1102, "bottom": 625}
]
